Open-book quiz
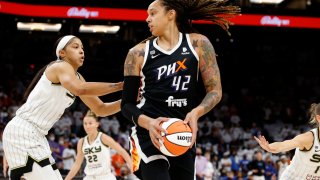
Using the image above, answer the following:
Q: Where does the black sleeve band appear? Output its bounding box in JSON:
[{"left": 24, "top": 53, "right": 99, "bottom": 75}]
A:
[{"left": 121, "top": 76, "right": 143, "bottom": 125}]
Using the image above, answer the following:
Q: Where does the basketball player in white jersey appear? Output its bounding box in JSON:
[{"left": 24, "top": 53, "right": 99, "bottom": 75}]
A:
[
  {"left": 65, "top": 110, "right": 132, "bottom": 180},
  {"left": 255, "top": 103, "right": 320, "bottom": 180},
  {"left": 2, "top": 35, "right": 123, "bottom": 180}
]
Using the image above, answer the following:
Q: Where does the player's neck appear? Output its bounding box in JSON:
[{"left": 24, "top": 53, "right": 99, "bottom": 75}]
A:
[
  {"left": 88, "top": 131, "right": 99, "bottom": 144},
  {"left": 158, "top": 29, "right": 180, "bottom": 51}
]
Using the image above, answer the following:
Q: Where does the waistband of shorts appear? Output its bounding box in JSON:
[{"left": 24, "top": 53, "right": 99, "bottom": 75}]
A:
[{"left": 85, "top": 173, "right": 114, "bottom": 178}]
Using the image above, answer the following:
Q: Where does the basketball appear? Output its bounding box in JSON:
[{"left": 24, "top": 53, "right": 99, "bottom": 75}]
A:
[{"left": 159, "top": 118, "right": 192, "bottom": 157}]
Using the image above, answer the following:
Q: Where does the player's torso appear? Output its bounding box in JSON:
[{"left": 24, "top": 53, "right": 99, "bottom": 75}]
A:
[
  {"left": 281, "top": 128, "right": 320, "bottom": 179},
  {"left": 138, "top": 33, "right": 199, "bottom": 119},
  {"left": 82, "top": 132, "right": 112, "bottom": 176},
  {"left": 16, "top": 72, "right": 75, "bottom": 135}
]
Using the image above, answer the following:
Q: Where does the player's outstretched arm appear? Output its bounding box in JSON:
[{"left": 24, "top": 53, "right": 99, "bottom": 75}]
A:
[
  {"left": 47, "top": 61, "right": 123, "bottom": 97},
  {"left": 65, "top": 139, "right": 85, "bottom": 180},
  {"left": 80, "top": 95, "right": 121, "bottom": 117},
  {"left": 101, "top": 134, "right": 133, "bottom": 173},
  {"left": 254, "top": 132, "right": 313, "bottom": 153}
]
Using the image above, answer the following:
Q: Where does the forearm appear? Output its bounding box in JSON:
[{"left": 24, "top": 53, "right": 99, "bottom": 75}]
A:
[
  {"left": 119, "top": 149, "right": 132, "bottom": 167},
  {"left": 65, "top": 164, "right": 81, "bottom": 180},
  {"left": 269, "top": 141, "right": 295, "bottom": 153},
  {"left": 95, "top": 100, "right": 121, "bottom": 117},
  {"left": 197, "top": 90, "right": 222, "bottom": 117},
  {"left": 137, "top": 115, "right": 153, "bottom": 130},
  {"left": 78, "top": 82, "right": 122, "bottom": 96}
]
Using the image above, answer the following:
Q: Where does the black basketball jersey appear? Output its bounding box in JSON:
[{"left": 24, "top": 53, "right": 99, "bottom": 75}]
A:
[{"left": 137, "top": 33, "right": 199, "bottom": 122}]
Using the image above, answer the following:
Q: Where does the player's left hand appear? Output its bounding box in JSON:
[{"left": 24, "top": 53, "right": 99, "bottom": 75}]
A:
[{"left": 183, "top": 110, "right": 199, "bottom": 148}]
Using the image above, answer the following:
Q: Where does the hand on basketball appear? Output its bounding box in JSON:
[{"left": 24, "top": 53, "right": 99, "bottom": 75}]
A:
[
  {"left": 148, "top": 117, "right": 168, "bottom": 149},
  {"left": 254, "top": 135, "right": 276, "bottom": 153},
  {"left": 184, "top": 111, "right": 199, "bottom": 148}
]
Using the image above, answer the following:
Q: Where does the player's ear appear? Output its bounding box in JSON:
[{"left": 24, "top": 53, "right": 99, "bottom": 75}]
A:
[
  {"left": 167, "top": 9, "right": 176, "bottom": 21},
  {"left": 59, "top": 50, "right": 66, "bottom": 59}
]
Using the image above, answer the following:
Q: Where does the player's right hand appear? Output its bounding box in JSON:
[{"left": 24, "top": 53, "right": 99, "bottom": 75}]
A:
[{"left": 148, "top": 117, "right": 168, "bottom": 149}]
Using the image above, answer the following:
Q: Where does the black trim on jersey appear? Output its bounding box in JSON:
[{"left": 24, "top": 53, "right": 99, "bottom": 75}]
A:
[
  {"left": 51, "top": 82, "right": 61, "bottom": 85},
  {"left": 100, "top": 133, "right": 110, "bottom": 148},
  {"left": 66, "top": 92, "right": 76, "bottom": 99},
  {"left": 51, "top": 163, "right": 58, "bottom": 170},
  {"left": 10, "top": 156, "right": 51, "bottom": 180},
  {"left": 318, "top": 127, "right": 320, "bottom": 145},
  {"left": 80, "top": 138, "right": 85, "bottom": 149},
  {"left": 301, "top": 130, "right": 314, "bottom": 152}
]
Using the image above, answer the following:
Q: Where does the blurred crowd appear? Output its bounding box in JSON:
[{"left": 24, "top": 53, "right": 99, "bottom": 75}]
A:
[
  {"left": 0, "top": 70, "right": 312, "bottom": 179},
  {"left": 0, "top": 28, "right": 319, "bottom": 179}
]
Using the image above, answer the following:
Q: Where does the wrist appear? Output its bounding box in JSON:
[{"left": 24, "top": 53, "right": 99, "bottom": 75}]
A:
[{"left": 137, "top": 115, "right": 151, "bottom": 130}]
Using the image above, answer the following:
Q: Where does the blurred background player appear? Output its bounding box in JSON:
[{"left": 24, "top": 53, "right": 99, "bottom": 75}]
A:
[{"left": 65, "top": 110, "right": 132, "bottom": 180}]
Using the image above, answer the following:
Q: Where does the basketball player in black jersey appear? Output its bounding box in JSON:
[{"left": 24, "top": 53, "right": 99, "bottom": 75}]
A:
[{"left": 121, "top": 0, "right": 240, "bottom": 179}]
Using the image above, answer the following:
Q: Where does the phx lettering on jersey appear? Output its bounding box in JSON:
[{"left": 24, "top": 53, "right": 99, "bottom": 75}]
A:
[
  {"left": 156, "top": 59, "right": 190, "bottom": 107},
  {"left": 156, "top": 58, "right": 188, "bottom": 80}
]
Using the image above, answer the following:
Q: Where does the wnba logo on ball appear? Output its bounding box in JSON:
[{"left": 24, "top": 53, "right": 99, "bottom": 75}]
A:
[
  {"left": 177, "top": 135, "right": 192, "bottom": 143},
  {"left": 160, "top": 118, "right": 193, "bottom": 157}
]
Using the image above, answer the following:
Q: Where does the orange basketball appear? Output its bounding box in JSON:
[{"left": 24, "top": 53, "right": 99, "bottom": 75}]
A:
[{"left": 159, "top": 118, "right": 192, "bottom": 157}]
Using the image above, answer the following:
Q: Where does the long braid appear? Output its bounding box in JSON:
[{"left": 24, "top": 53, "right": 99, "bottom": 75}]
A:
[
  {"left": 141, "top": 0, "right": 240, "bottom": 43},
  {"left": 162, "top": 0, "right": 240, "bottom": 34}
]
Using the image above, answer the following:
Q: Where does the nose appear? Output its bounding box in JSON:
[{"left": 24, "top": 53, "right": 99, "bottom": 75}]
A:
[{"left": 146, "top": 15, "right": 151, "bottom": 23}]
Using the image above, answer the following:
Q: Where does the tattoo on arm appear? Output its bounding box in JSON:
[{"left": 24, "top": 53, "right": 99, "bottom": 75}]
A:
[
  {"left": 199, "top": 37, "right": 222, "bottom": 113},
  {"left": 124, "top": 48, "right": 144, "bottom": 76}
]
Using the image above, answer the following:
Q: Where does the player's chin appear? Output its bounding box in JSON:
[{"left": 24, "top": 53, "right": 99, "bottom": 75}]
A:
[{"left": 151, "top": 30, "right": 160, "bottom": 37}]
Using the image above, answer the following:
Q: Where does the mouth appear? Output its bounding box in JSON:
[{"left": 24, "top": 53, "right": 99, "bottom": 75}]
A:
[{"left": 148, "top": 25, "right": 153, "bottom": 31}]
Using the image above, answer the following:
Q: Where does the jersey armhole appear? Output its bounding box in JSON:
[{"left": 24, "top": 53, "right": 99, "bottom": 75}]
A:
[
  {"left": 80, "top": 137, "right": 85, "bottom": 150},
  {"left": 100, "top": 133, "right": 110, "bottom": 148},
  {"left": 300, "top": 130, "right": 314, "bottom": 152}
]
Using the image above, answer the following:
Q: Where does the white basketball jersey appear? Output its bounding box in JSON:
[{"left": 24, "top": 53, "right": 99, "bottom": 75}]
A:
[
  {"left": 82, "top": 132, "right": 112, "bottom": 176},
  {"left": 280, "top": 128, "right": 320, "bottom": 180},
  {"left": 16, "top": 71, "right": 75, "bottom": 135}
]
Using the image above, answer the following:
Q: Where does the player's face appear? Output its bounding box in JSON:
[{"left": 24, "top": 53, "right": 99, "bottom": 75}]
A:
[
  {"left": 83, "top": 116, "right": 99, "bottom": 134},
  {"left": 146, "top": 0, "right": 172, "bottom": 36},
  {"left": 63, "top": 38, "right": 85, "bottom": 68}
]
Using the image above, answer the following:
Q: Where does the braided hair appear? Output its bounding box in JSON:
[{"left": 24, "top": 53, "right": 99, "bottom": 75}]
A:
[{"left": 142, "top": 0, "right": 240, "bottom": 43}]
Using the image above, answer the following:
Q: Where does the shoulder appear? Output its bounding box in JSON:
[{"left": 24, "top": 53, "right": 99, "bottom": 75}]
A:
[
  {"left": 188, "top": 33, "right": 210, "bottom": 42},
  {"left": 45, "top": 60, "right": 75, "bottom": 77},
  {"left": 295, "top": 131, "right": 314, "bottom": 144},
  {"left": 129, "top": 42, "right": 147, "bottom": 55},
  {"left": 77, "top": 137, "right": 85, "bottom": 146},
  {"left": 100, "top": 133, "right": 111, "bottom": 143},
  {"left": 188, "top": 33, "right": 214, "bottom": 52}
]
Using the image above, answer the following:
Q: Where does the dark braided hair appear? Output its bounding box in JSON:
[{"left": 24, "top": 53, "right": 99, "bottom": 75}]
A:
[
  {"left": 162, "top": 0, "right": 240, "bottom": 33},
  {"left": 308, "top": 103, "right": 320, "bottom": 127},
  {"left": 142, "top": 0, "right": 240, "bottom": 43}
]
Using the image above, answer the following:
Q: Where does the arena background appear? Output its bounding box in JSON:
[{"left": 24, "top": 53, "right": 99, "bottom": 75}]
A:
[{"left": 0, "top": 0, "right": 320, "bottom": 179}]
